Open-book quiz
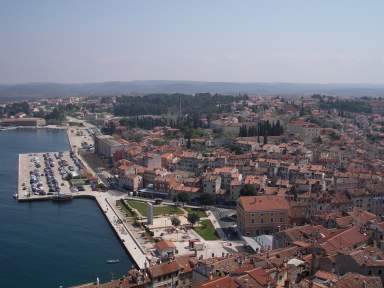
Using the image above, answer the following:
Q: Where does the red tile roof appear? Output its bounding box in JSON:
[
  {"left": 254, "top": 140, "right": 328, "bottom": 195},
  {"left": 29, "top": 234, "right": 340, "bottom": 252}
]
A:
[
  {"left": 155, "top": 240, "right": 176, "bottom": 251},
  {"left": 335, "top": 273, "right": 382, "bottom": 288},
  {"left": 238, "top": 196, "right": 290, "bottom": 212},
  {"left": 320, "top": 226, "right": 368, "bottom": 255},
  {"left": 314, "top": 270, "right": 338, "bottom": 283},
  {"left": 148, "top": 261, "right": 179, "bottom": 278},
  {"left": 198, "top": 276, "right": 239, "bottom": 288},
  {"left": 246, "top": 267, "right": 274, "bottom": 286}
]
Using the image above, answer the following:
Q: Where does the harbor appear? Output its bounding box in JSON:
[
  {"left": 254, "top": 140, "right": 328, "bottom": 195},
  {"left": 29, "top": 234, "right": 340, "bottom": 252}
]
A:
[{"left": 15, "top": 127, "right": 148, "bottom": 270}]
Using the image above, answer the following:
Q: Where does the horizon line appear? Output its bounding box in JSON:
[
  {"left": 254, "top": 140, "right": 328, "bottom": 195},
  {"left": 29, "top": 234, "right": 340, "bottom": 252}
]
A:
[{"left": 1, "top": 80, "right": 384, "bottom": 86}]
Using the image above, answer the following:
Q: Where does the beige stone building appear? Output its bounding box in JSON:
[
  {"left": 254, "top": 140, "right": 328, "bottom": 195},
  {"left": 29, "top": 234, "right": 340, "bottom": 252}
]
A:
[{"left": 237, "top": 195, "right": 290, "bottom": 236}]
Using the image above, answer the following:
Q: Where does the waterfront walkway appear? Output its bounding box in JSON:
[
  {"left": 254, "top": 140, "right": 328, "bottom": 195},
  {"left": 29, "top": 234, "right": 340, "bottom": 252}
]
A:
[{"left": 94, "top": 192, "right": 148, "bottom": 269}]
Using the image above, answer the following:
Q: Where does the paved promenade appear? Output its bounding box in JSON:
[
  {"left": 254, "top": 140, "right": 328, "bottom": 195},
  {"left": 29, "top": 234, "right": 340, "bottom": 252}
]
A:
[{"left": 94, "top": 192, "right": 148, "bottom": 269}]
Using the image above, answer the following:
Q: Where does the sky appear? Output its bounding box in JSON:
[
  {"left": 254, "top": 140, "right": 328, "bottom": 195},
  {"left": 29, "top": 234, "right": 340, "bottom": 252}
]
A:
[{"left": 0, "top": 0, "right": 383, "bottom": 84}]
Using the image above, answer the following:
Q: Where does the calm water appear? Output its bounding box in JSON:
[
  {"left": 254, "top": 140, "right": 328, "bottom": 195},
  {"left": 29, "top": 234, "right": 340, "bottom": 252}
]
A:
[{"left": 0, "top": 129, "right": 132, "bottom": 288}]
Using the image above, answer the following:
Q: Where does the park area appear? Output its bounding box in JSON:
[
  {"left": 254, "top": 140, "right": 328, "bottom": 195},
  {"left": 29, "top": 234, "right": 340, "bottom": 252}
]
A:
[
  {"left": 183, "top": 207, "right": 207, "bottom": 218},
  {"left": 193, "top": 219, "right": 220, "bottom": 240},
  {"left": 125, "top": 199, "right": 184, "bottom": 217}
]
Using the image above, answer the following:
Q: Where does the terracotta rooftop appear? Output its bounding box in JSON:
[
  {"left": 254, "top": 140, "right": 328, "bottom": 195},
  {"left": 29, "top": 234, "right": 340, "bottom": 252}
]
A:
[
  {"left": 155, "top": 240, "right": 176, "bottom": 251},
  {"left": 238, "top": 195, "right": 290, "bottom": 212},
  {"left": 148, "top": 261, "right": 179, "bottom": 279},
  {"left": 314, "top": 270, "right": 338, "bottom": 283},
  {"left": 197, "top": 276, "right": 239, "bottom": 288},
  {"left": 246, "top": 267, "right": 274, "bottom": 286},
  {"left": 320, "top": 226, "right": 368, "bottom": 255},
  {"left": 334, "top": 272, "right": 382, "bottom": 288}
]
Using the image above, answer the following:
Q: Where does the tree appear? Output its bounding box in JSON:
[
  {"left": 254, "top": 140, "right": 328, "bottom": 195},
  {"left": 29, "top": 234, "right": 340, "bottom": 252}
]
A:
[
  {"left": 330, "top": 131, "right": 340, "bottom": 140},
  {"left": 176, "top": 192, "right": 190, "bottom": 204},
  {"left": 263, "top": 133, "right": 268, "bottom": 145},
  {"left": 199, "top": 193, "right": 215, "bottom": 206},
  {"left": 171, "top": 216, "right": 181, "bottom": 227},
  {"left": 187, "top": 212, "right": 200, "bottom": 227},
  {"left": 45, "top": 107, "right": 66, "bottom": 124},
  {"left": 240, "top": 184, "right": 256, "bottom": 196},
  {"left": 186, "top": 137, "right": 191, "bottom": 149}
]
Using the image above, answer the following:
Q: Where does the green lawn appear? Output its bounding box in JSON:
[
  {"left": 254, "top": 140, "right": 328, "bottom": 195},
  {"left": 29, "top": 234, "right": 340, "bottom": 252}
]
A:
[
  {"left": 125, "top": 200, "right": 183, "bottom": 217},
  {"left": 184, "top": 207, "right": 207, "bottom": 218},
  {"left": 194, "top": 219, "right": 220, "bottom": 240}
]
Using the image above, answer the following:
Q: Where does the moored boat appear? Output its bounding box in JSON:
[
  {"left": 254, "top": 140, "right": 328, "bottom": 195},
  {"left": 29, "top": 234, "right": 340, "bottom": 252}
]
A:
[{"left": 106, "top": 259, "right": 120, "bottom": 264}]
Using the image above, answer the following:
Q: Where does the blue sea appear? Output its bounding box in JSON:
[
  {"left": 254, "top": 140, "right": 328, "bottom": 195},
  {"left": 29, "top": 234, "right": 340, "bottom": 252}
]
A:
[{"left": 0, "top": 129, "right": 132, "bottom": 288}]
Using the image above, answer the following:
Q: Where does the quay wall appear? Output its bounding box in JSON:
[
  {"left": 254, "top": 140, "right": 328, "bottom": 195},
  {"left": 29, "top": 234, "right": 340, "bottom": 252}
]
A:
[{"left": 17, "top": 193, "right": 145, "bottom": 269}]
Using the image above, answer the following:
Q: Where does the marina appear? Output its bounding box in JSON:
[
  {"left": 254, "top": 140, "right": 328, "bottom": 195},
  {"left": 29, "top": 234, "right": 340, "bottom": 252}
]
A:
[
  {"left": 15, "top": 128, "right": 148, "bottom": 270},
  {"left": 0, "top": 128, "right": 133, "bottom": 287}
]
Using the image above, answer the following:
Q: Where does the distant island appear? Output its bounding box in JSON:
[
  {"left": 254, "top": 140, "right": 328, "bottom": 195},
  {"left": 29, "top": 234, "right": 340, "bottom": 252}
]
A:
[{"left": 1, "top": 80, "right": 384, "bottom": 100}]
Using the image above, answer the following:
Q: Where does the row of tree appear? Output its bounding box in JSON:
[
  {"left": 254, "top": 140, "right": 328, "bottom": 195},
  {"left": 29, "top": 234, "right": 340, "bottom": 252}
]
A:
[
  {"left": 113, "top": 93, "right": 244, "bottom": 117},
  {"left": 238, "top": 120, "right": 284, "bottom": 137},
  {"left": 319, "top": 98, "right": 372, "bottom": 113},
  {"left": 119, "top": 116, "right": 168, "bottom": 130}
]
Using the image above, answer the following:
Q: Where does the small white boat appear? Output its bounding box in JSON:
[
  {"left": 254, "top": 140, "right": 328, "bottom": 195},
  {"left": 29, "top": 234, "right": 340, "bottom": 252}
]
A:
[
  {"left": 106, "top": 259, "right": 120, "bottom": 264},
  {"left": 13, "top": 193, "right": 18, "bottom": 199}
]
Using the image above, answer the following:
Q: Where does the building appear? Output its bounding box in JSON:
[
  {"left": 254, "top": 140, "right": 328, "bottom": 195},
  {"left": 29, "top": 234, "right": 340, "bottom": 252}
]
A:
[
  {"left": 94, "top": 135, "right": 129, "bottom": 159},
  {"left": 177, "top": 151, "right": 204, "bottom": 175},
  {"left": 119, "top": 174, "right": 143, "bottom": 192},
  {"left": 287, "top": 119, "right": 320, "bottom": 144},
  {"left": 237, "top": 195, "right": 290, "bottom": 236},
  {"left": 154, "top": 240, "right": 176, "bottom": 260},
  {"left": 0, "top": 117, "right": 46, "bottom": 127},
  {"left": 147, "top": 256, "right": 193, "bottom": 288},
  {"left": 335, "top": 247, "right": 384, "bottom": 280},
  {"left": 143, "top": 153, "right": 162, "bottom": 170},
  {"left": 273, "top": 224, "right": 331, "bottom": 249},
  {"left": 212, "top": 167, "right": 240, "bottom": 193},
  {"left": 202, "top": 173, "right": 221, "bottom": 195}
]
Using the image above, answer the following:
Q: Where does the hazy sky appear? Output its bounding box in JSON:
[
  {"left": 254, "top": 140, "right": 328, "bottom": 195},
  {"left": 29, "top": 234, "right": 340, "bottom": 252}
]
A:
[{"left": 1, "top": 0, "right": 383, "bottom": 84}]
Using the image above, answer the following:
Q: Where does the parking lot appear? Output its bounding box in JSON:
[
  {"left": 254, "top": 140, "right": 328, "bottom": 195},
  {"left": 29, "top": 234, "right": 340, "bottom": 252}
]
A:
[{"left": 18, "top": 151, "right": 85, "bottom": 198}]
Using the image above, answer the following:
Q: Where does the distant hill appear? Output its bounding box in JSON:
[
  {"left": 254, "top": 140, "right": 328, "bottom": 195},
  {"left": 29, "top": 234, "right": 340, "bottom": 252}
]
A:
[{"left": 0, "top": 80, "right": 384, "bottom": 100}]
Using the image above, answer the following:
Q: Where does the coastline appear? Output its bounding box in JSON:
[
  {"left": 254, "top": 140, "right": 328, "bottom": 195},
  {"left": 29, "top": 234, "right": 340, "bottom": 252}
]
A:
[
  {"left": 0, "top": 125, "right": 68, "bottom": 131},
  {"left": 16, "top": 190, "right": 147, "bottom": 269}
]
